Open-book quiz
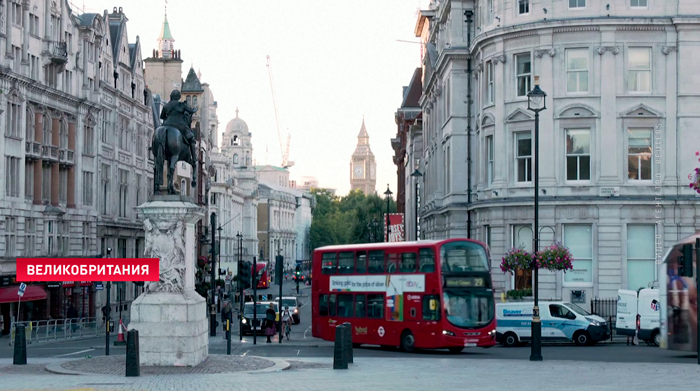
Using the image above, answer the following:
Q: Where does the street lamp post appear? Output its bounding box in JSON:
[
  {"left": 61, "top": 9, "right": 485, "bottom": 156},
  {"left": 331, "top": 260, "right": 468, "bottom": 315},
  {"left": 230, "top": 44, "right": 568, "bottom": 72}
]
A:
[
  {"left": 210, "top": 213, "right": 217, "bottom": 337},
  {"left": 410, "top": 169, "right": 423, "bottom": 241},
  {"left": 236, "top": 232, "right": 243, "bottom": 341},
  {"left": 526, "top": 75, "right": 547, "bottom": 362},
  {"left": 384, "top": 184, "right": 393, "bottom": 242},
  {"left": 217, "top": 225, "right": 223, "bottom": 296}
]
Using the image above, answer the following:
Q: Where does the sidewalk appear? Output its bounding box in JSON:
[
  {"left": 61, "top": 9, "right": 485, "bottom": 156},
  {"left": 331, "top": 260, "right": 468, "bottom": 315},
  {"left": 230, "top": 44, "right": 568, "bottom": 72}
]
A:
[{"left": 0, "top": 355, "right": 697, "bottom": 391}]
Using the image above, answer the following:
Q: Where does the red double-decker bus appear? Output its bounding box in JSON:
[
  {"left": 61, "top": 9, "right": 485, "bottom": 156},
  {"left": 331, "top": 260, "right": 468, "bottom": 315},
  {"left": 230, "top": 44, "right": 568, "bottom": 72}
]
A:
[
  {"left": 311, "top": 238, "right": 496, "bottom": 353},
  {"left": 255, "top": 262, "right": 270, "bottom": 289}
]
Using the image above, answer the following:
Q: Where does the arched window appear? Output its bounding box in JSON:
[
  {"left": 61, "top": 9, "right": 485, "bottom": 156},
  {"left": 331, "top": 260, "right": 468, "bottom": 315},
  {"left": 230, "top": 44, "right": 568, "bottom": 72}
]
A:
[
  {"left": 59, "top": 120, "right": 68, "bottom": 149},
  {"left": 186, "top": 96, "right": 191, "bottom": 106},
  {"left": 180, "top": 179, "right": 187, "bottom": 196},
  {"left": 193, "top": 97, "right": 197, "bottom": 108},
  {"left": 42, "top": 114, "right": 51, "bottom": 145},
  {"left": 26, "top": 108, "right": 34, "bottom": 141},
  {"left": 233, "top": 154, "right": 238, "bottom": 164}
]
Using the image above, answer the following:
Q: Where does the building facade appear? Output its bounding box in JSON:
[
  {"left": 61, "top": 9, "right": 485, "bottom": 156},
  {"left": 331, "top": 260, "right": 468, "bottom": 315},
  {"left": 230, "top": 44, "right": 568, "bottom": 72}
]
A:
[
  {"left": 412, "top": 0, "right": 700, "bottom": 307},
  {"left": 350, "top": 119, "right": 377, "bottom": 194}
]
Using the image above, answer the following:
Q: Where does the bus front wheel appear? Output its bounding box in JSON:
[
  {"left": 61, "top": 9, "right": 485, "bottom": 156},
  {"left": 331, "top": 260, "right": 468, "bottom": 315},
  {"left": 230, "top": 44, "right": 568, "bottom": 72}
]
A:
[{"left": 400, "top": 330, "right": 416, "bottom": 353}]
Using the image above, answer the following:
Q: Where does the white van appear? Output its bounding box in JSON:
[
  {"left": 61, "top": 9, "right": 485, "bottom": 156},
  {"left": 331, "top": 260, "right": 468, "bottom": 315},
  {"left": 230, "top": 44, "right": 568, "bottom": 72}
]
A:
[
  {"left": 496, "top": 301, "right": 609, "bottom": 347},
  {"left": 615, "top": 289, "right": 660, "bottom": 346}
]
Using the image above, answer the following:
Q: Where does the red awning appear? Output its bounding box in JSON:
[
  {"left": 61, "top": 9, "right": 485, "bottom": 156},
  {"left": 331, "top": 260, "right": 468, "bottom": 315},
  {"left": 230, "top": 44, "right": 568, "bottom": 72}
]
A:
[{"left": 0, "top": 285, "right": 47, "bottom": 304}]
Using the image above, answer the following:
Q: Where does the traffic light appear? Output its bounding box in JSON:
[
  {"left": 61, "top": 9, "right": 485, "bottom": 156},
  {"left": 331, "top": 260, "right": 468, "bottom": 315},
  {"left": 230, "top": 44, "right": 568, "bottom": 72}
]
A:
[
  {"left": 295, "top": 265, "right": 301, "bottom": 278},
  {"left": 238, "top": 261, "right": 251, "bottom": 290},
  {"left": 679, "top": 243, "right": 694, "bottom": 277},
  {"left": 275, "top": 255, "right": 283, "bottom": 285}
]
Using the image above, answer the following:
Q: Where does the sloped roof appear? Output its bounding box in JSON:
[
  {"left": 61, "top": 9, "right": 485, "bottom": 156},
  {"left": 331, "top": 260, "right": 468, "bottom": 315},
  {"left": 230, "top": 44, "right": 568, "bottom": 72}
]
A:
[
  {"left": 79, "top": 13, "right": 98, "bottom": 27},
  {"left": 358, "top": 118, "right": 369, "bottom": 138},
  {"left": 401, "top": 68, "right": 423, "bottom": 108},
  {"left": 108, "top": 19, "right": 124, "bottom": 63},
  {"left": 182, "top": 67, "right": 204, "bottom": 93},
  {"left": 159, "top": 14, "right": 173, "bottom": 40},
  {"left": 129, "top": 42, "right": 137, "bottom": 70}
]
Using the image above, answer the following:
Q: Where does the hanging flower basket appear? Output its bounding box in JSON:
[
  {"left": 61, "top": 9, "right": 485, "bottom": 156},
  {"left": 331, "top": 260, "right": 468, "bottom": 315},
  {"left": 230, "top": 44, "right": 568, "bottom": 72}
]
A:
[
  {"left": 500, "top": 248, "right": 534, "bottom": 274},
  {"left": 535, "top": 242, "right": 574, "bottom": 272},
  {"left": 689, "top": 152, "right": 700, "bottom": 194}
]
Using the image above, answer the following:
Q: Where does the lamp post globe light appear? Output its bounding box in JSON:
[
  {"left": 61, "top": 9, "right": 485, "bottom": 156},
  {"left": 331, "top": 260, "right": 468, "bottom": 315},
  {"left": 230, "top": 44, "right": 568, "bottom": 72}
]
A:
[
  {"left": 410, "top": 169, "right": 423, "bottom": 241},
  {"left": 383, "top": 184, "right": 393, "bottom": 242},
  {"left": 526, "top": 76, "right": 546, "bottom": 362}
]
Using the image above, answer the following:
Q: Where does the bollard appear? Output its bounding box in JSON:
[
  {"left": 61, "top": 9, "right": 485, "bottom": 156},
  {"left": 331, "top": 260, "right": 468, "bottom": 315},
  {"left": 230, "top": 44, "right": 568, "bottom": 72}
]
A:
[
  {"left": 333, "top": 325, "right": 348, "bottom": 370},
  {"left": 13, "top": 324, "right": 27, "bottom": 365},
  {"left": 125, "top": 329, "right": 140, "bottom": 377},
  {"left": 342, "top": 322, "right": 353, "bottom": 364}
]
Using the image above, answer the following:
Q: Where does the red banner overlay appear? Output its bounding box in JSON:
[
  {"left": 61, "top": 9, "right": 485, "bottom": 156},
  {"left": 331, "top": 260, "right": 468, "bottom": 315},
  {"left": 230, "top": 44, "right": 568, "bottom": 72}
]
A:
[{"left": 16, "top": 258, "right": 160, "bottom": 282}]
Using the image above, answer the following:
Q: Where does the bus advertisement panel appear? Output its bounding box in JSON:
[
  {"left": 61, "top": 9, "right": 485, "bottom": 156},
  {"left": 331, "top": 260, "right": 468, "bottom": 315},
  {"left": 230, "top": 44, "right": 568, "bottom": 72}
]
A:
[{"left": 311, "top": 238, "right": 496, "bottom": 353}]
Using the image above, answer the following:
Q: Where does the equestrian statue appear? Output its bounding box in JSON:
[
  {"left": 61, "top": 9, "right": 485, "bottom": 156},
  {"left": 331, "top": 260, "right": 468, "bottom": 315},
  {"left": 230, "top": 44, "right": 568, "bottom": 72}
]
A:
[{"left": 149, "top": 89, "right": 198, "bottom": 195}]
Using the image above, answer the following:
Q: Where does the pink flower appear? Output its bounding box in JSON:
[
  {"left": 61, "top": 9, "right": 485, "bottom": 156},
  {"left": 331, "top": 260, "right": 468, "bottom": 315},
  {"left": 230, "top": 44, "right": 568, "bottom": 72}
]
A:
[{"left": 696, "top": 151, "right": 699, "bottom": 156}]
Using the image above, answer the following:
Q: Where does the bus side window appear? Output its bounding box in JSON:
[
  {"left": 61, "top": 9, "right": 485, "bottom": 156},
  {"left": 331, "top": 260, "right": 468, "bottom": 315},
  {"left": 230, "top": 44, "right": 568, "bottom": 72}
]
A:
[
  {"left": 400, "top": 252, "right": 417, "bottom": 273},
  {"left": 356, "top": 252, "right": 367, "bottom": 274},
  {"left": 355, "top": 294, "right": 366, "bottom": 318},
  {"left": 319, "top": 294, "right": 329, "bottom": 316},
  {"left": 338, "top": 252, "right": 354, "bottom": 274},
  {"left": 367, "top": 294, "right": 384, "bottom": 319},
  {"left": 419, "top": 248, "right": 435, "bottom": 273},
  {"left": 329, "top": 294, "right": 337, "bottom": 317},
  {"left": 387, "top": 253, "right": 399, "bottom": 273},
  {"left": 322, "top": 253, "right": 337, "bottom": 275},
  {"left": 422, "top": 295, "right": 440, "bottom": 320},
  {"left": 337, "top": 294, "right": 353, "bottom": 317},
  {"left": 368, "top": 250, "right": 385, "bottom": 273}
]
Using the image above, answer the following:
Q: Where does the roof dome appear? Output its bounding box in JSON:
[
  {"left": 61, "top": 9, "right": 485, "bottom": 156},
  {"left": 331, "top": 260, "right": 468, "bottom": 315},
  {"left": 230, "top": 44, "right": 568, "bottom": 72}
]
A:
[{"left": 225, "top": 108, "right": 249, "bottom": 134}]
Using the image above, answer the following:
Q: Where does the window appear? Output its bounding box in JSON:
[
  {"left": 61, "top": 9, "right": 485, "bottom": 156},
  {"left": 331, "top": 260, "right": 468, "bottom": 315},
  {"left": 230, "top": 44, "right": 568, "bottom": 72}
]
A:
[
  {"left": 566, "top": 129, "right": 591, "bottom": 181},
  {"left": 59, "top": 168, "right": 67, "bottom": 203},
  {"left": 233, "top": 154, "right": 238, "bottom": 164},
  {"left": 513, "top": 224, "right": 533, "bottom": 290},
  {"left": 57, "top": 221, "right": 70, "bottom": 256},
  {"left": 13, "top": 45, "right": 20, "bottom": 72},
  {"left": 368, "top": 250, "right": 385, "bottom": 273},
  {"left": 5, "top": 102, "right": 20, "bottom": 137},
  {"left": 82, "top": 222, "right": 91, "bottom": 256},
  {"left": 419, "top": 248, "right": 435, "bottom": 273},
  {"left": 322, "top": 252, "right": 337, "bottom": 274},
  {"left": 118, "top": 238, "right": 127, "bottom": 259},
  {"left": 338, "top": 252, "right": 354, "bottom": 274},
  {"left": 354, "top": 294, "right": 366, "bottom": 318},
  {"left": 136, "top": 126, "right": 144, "bottom": 157},
  {"left": 83, "top": 125, "right": 95, "bottom": 155},
  {"left": 569, "top": 0, "right": 586, "bottom": 8},
  {"left": 628, "top": 48, "right": 651, "bottom": 93},
  {"left": 319, "top": 294, "right": 329, "bottom": 316},
  {"left": 486, "top": 62, "right": 494, "bottom": 104},
  {"left": 337, "top": 294, "right": 353, "bottom": 317},
  {"left": 29, "top": 13, "right": 39, "bottom": 36},
  {"left": 549, "top": 304, "right": 576, "bottom": 319},
  {"left": 628, "top": 128, "right": 652, "bottom": 180},
  {"left": 24, "top": 218, "right": 35, "bottom": 256},
  {"left": 101, "top": 164, "right": 110, "bottom": 215},
  {"left": 12, "top": 3, "right": 21, "bottom": 26},
  {"left": 423, "top": 295, "right": 440, "bottom": 320},
  {"left": 101, "top": 110, "right": 110, "bottom": 144},
  {"left": 386, "top": 253, "right": 399, "bottom": 273},
  {"left": 46, "top": 221, "right": 54, "bottom": 255},
  {"left": 82, "top": 171, "right": 93, "bottom": 206},
  {"left": 518, "top": 0, "right": 529, "bottom": 14},
  {"left": 42, "top": 114, "right": 51, "bottom": 145},
  {"left": 24, "top": 161, "right": 33, "bottom": 200},
  {"left": 566, "top": 49, "right": 589, "bottom": 93},
  {"left": 445, "top": 80, "right": 450, "bottom": 118},
  {"left": 355, "top": 251, "right": 367, "bottom": 273},
  {"left": 400, "top": 252, "right": 417, "bottom": 273},
  {"left": 64, "top": 71, "right": 72, "bottom": 95},
  {"left": 627, "top": 225, "right": 655, "bottom": 291},
  {"left": 5, "top": 156, "right": 20, "bottom": 197},
  {"left": 485, "top": 226, "right": 491, "bottom": 249},
  {"left": 441, "top": 241, "right": 490, "bottom": 272},
  {"left": 515, "top": 132, "right": 532, "bottom": 182},
  {"left": 119, "top": 118, "right": 129, "bottom": 151},
  {"left": 631, "top": 0, "right": 647, "bottom": 7},
  {"left": 486, "top": 136, "right": 494, "bottom": 186},
  {"left": 59, "top": 121, "right": 68, "bottom": 149},
  {"left": 444, "top": 290, "right": 494, "bottom": 328},
  {"left": 135, "top": 174, "right": 142, "bottom": 206},
  {"left": 4, "top": 217, "right": 16, "bottom": 257},
  {"left": 367, "top": 294, "right": 384, "bottom": 319},
  {"left": 515, "top": 54, "right": 531, "bottom": 97},
  {"left": 328, "top": 294, "right": 337, "bottom": 316},
  {"left": 42, "top": 165, "right": 51, "bottom": 202},
  {"left": 564, "top": 225, "right": 593, "bottom": 284},
  {"left": 26, "top": 108, "right": 34, "bottom": 141},
  {"left": 180, "top": 179, "right": 186, "bottom": 196},
  {"left": 148, "top": 178, "right": 154, "bottom": 197},
  {"left": 119, "top": 170, "right": 128, "bottom": 217}
]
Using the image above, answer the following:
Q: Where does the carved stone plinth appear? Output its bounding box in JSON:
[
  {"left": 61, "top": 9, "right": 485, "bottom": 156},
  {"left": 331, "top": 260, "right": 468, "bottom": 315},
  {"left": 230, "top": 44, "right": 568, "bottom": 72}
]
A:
[{"left": 129, "top": 196, "right": 207, "bottom": 367}]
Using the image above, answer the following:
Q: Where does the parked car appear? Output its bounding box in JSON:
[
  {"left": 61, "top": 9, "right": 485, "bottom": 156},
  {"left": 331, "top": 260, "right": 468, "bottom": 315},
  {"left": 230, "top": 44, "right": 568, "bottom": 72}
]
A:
[
  {"left": 496, "top": 301, "right": 609, "bottom": 347},
  {"left": 616, "top": 288, "right": 660, "bottom": 346}
]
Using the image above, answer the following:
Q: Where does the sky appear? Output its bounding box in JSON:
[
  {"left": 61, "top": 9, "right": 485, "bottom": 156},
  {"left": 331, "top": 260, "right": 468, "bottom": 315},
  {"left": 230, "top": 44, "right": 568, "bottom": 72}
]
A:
[{"left": 78, "top": 0, "right": 430, "bottom": 196}]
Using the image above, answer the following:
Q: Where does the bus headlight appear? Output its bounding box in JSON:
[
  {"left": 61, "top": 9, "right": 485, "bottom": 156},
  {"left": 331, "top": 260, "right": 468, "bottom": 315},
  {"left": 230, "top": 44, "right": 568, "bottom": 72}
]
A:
[
  {"left": 488, "top": 330, "right": 496, "bottom": 335},
  {"left": 442, "top": 330, "right": 455, "bottom": 336}
]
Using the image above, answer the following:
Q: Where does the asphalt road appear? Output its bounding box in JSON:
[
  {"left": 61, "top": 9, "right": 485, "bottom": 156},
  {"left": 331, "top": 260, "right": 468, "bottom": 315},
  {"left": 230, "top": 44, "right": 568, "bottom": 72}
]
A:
[{"left": 1, "top": 281, "right": 697, "bottom": 364}]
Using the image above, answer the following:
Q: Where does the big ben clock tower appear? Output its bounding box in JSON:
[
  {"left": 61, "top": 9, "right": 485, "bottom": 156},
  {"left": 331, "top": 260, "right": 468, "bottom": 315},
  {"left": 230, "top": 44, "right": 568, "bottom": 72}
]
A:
[{"left": 350, "top": 118, "right": 377, "bottom": 194}]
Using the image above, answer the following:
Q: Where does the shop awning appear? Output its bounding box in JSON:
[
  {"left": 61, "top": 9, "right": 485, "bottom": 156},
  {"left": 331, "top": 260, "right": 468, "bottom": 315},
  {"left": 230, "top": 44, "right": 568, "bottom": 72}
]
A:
[{"left": 0, "top": 285, "right": 47, "bottom": 303}]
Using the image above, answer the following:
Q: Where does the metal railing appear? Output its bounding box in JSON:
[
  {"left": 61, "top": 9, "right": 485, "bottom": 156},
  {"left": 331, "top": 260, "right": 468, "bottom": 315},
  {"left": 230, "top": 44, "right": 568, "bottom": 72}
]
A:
[
  {"left": 8, "top": 317, "right": 100, "bottom": 346},
  {"left": 590, "top": 297, "right": 618, "bottom": 340}
]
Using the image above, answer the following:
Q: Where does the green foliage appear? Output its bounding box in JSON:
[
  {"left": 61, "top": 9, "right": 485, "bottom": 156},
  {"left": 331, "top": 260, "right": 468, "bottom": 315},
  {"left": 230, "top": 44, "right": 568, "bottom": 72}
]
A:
[
  {"left": 309, "top": 188, "right": 397, "bottom": 251},
  {"left": 506, "top": 289, "right": 533, "bottom": 300}
]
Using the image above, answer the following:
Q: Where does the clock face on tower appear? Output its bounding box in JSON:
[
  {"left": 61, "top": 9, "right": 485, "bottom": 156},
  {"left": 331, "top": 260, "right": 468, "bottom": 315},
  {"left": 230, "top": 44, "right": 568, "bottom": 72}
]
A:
[{"left": 354, "top": 165, "right": 364, "bottom": 178}]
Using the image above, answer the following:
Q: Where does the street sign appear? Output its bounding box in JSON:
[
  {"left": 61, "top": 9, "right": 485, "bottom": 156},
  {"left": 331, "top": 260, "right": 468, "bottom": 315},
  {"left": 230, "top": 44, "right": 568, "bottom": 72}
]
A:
[
  {"left": 95, "top": 283, "right": 104, "bottom": 291},
  {"left": 296, "top": 260, "right": 303, "bottom": 266},
  {"left": 17, "top": 283, "right": 26, "bottom": 297}
]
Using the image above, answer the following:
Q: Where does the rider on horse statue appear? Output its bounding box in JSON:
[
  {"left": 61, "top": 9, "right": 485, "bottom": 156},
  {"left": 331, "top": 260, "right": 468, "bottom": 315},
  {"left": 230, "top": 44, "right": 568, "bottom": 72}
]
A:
[{"left": 160, "top": 90, "right": 198, "bottom": 161}]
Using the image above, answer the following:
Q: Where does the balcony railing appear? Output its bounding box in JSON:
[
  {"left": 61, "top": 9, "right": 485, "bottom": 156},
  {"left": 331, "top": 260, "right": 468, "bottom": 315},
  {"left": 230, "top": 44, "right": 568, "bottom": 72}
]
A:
[
  {"left": 59, "top": 149, "right": 75, "bottom": 166},
  {"left": 50, "top": 41, "right": 68, "bottom": 64},
  {"left": 25, "top": 141, "right": 42, "bottom": 160},
  {"left": 42, "top": 145, "right": 59, "bottom": 162}
]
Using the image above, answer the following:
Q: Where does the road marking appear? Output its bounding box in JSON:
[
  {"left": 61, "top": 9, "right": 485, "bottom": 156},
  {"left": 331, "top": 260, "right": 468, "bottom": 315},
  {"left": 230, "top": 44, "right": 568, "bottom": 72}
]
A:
[
  {"left": 53, "top": 348, "right": 94, "bottom": 357},
  {"left": 304, "top": 326, "right": 311, "bottom": 339},
  {"left": 242, "top": 350, "right": 250, "bottom": 356}
]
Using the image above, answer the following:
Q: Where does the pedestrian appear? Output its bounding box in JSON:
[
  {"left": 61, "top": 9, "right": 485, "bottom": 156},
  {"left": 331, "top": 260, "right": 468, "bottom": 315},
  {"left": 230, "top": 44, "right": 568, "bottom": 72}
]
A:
[{"left": 265, "top": 303, "right": 276, "bottom": 343}]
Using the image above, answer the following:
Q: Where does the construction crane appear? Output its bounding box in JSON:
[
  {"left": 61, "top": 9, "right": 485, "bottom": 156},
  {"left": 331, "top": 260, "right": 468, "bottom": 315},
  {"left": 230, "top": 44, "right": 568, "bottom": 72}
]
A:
[{"left": 266, "top": 55, "right": 294, "bottom": 169}]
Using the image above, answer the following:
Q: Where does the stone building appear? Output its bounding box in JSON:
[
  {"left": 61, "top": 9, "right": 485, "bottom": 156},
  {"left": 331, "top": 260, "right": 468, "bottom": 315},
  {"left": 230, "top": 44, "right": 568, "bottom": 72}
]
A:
[
  {"left": 410, "top": 0, "right": 700, "bottom": 307},
  {"left": 350, "top": 119, "right": 377, "bottom": 194}
]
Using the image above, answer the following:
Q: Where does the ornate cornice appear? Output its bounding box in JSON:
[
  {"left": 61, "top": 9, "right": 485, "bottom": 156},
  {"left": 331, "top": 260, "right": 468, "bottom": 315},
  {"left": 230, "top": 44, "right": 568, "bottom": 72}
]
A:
[
  {"left": 553, "top": 26, "right": 600, "bottom": 33},
  {"left": 476, "top": 61, "right": 483, "bottom": 73},
  {"left": 597, "top": 46, "right": 619, "bottom": 55},
  {"left": 492, "top": 54, "right": 506, "bottom": 64},
  {"left": 662, "top": 46, "right": 678, "bottom": 55},
  {"left": 617, "top": 26, "right": 665, "bottom": 31},
  {"left": 503, "top": 31, "right": 538, "bottom": 40},
  {"left": 535, "top": 48, "right": 556, "bottom": 58}
]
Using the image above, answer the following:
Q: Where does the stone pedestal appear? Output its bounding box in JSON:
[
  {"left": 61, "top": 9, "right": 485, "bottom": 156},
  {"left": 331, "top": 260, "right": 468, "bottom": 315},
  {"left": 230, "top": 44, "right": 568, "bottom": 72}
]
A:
[{"left": 130, "top": 195, "right": 207, "bottom": 367}]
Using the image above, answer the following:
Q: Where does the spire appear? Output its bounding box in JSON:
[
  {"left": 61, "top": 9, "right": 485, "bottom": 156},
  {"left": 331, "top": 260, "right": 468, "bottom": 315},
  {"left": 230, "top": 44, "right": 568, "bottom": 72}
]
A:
[
  {"left": 358, "top": 117, "right": 369, "bottom": 138},
  {"left": 157, "top": 10, "right": 175, "bottom": 58},
  {"left": 159, "top": 13, "right": 173, "bottom": 41},
  {"left": 235, "top": 107, "right": 239, "bottom": 117}
]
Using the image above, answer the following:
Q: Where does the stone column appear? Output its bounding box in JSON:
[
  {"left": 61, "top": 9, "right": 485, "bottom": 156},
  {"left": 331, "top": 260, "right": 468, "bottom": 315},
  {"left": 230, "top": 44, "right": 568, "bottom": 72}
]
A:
[
  {"left": 131, "top": 195, "right": 207, "bottom": 367},
  {"left": 598, "top": 38, "right": 619, "bottom": 184},
  {"left": 51, "top": 116, "right": 59, "bottom": 206},
  {"left": 33, "top": 112, "right": 43, "bottom": 205},
  {"left": 67, "top": 121, "right": 76, "bottom": 208},
  {"left": 21, "top": 0, "right": 29, "bottom": 75}
]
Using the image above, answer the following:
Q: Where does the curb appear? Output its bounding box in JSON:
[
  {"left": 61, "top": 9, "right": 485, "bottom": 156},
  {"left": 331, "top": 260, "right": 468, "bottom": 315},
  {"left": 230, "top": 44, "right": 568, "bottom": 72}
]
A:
[{"left": 44, "top": 355, "right": 290, "bottom": 376}]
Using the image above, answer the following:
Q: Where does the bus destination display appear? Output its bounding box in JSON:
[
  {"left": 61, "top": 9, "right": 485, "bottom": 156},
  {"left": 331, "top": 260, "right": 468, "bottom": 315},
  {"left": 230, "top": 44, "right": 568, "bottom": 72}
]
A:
[{"left": 444, "top": 276, "right": 486, "bottom": 288}]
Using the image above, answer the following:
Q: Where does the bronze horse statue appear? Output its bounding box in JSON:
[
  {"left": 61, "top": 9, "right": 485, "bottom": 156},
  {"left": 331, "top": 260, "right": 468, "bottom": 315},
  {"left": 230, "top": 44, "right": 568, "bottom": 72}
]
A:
[{"left": 148, "top": 92, "right": 197, "bottom": 195}]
